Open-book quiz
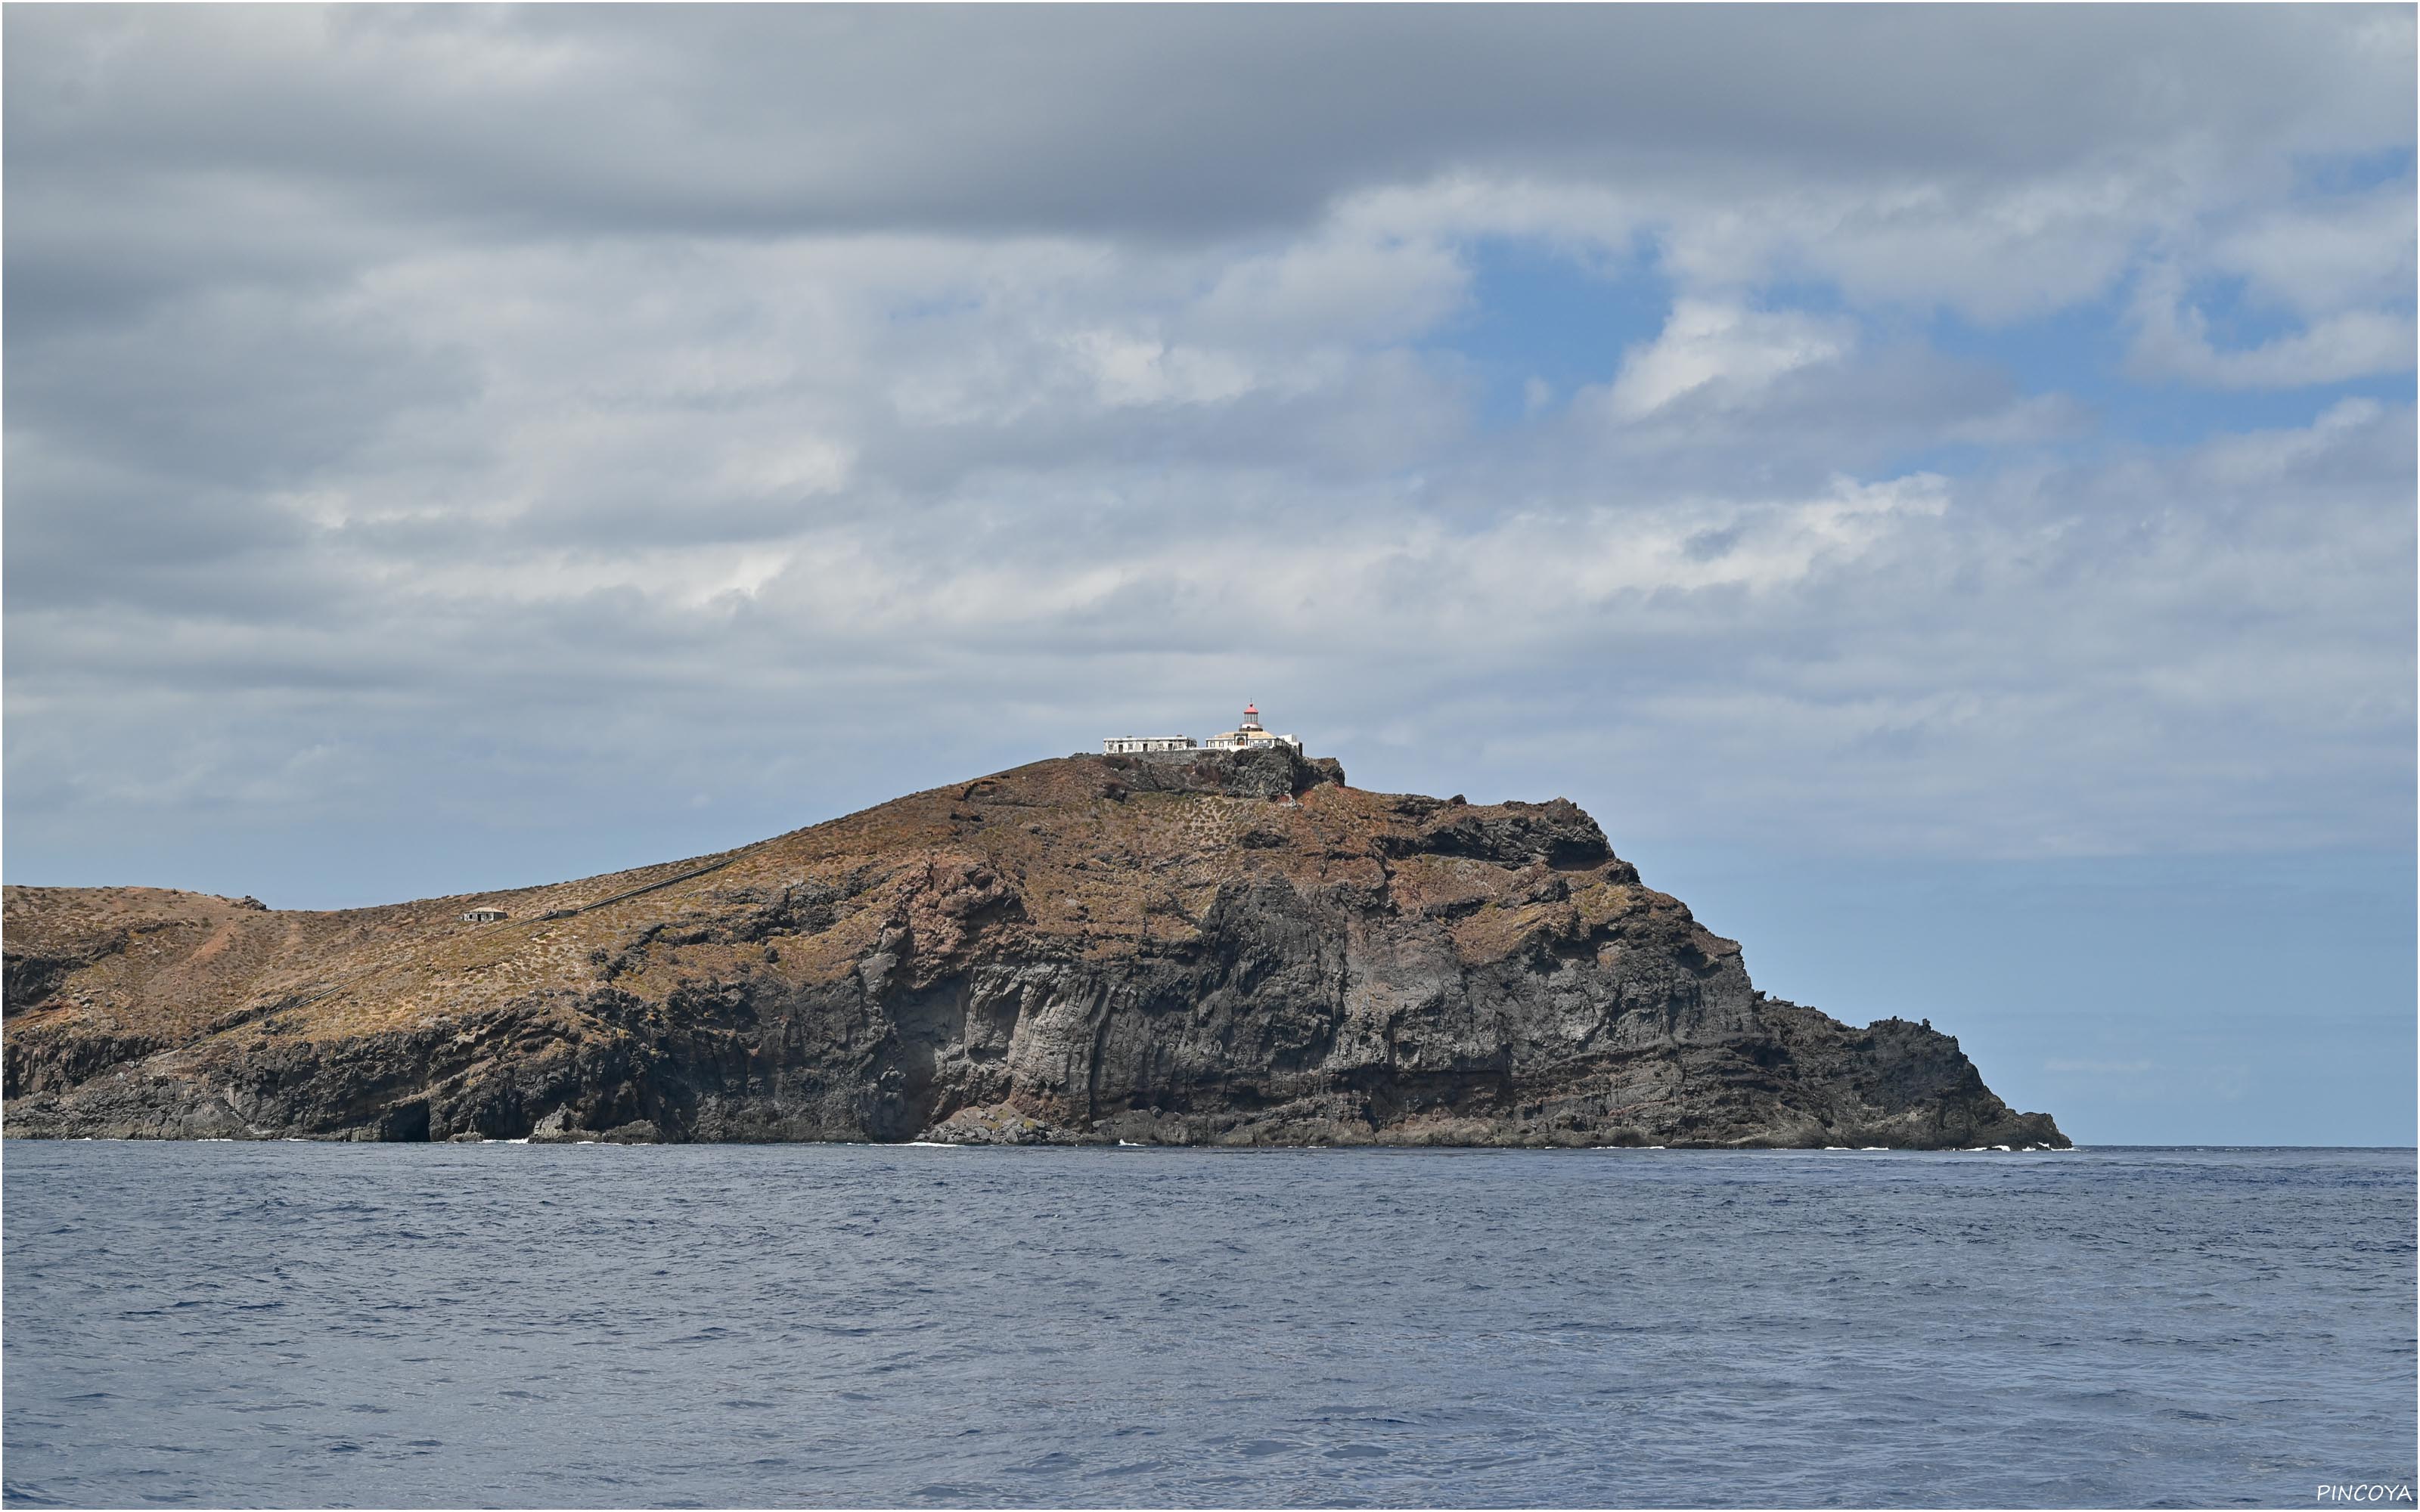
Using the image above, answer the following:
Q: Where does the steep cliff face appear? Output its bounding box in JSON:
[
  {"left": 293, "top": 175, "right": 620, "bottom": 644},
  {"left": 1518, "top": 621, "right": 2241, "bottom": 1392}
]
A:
[{"left": 2, "top": 748, "right": 2065, "bottom": 1148}]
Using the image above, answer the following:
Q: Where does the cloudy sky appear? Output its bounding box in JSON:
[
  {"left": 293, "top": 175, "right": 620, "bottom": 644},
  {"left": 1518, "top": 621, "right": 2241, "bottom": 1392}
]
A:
[{"left": 6, "top": 5, "right": 2412, "bottom": 1143}]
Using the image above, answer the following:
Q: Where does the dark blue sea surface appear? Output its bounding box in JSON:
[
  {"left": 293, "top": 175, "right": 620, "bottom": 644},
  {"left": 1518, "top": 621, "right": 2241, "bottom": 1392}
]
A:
[{"left": 4, "top": 1142, "right": 2412, "bottom": 1508}]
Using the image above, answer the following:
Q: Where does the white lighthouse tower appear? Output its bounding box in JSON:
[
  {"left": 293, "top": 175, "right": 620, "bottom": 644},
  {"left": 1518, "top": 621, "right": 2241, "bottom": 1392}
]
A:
[{"left": 1203, "top": 702, "right": 1300, "bottom": 751}]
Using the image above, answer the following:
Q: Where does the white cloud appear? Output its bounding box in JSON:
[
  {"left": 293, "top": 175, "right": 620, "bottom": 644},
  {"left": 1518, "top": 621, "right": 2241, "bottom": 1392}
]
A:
[
  {"left": 1064, "top": 330, "right": 1260, "bottom": 409},
  {"left": 3, "top": 6, "right": 2412, "bottom": 906},
  {"left": 1187, "top": 233, "right": 1469, "bottom": 348},
  {"left": 2128, "top": 268, "right": 2416, "bottom": 389},
  {"left": 2208, "top": 181, "right": 2415, "bottom": 318},
  {"left": 1600, "top": 299, "right": 1855, "bottom": 420}
]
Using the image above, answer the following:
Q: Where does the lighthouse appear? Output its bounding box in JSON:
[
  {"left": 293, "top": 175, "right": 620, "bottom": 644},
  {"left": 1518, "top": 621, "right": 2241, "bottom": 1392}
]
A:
[
  {"left": 1103, "top": 702, "right": 1302, "bottom": 755},
  {"left": 1198, "top": 702, "right": 1299, "bottom": 751}
]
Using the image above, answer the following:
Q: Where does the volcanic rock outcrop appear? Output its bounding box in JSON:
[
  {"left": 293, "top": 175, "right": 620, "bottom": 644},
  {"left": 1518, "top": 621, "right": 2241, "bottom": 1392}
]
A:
[{"left": 3, "top": 748, "right": 2065, "bottom": 1148}]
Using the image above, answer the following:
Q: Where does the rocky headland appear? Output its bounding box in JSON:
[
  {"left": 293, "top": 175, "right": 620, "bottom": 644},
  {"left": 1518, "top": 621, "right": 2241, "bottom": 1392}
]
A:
[{"left": 4, "top": 748, "right": 2064, "bottom": 1148}]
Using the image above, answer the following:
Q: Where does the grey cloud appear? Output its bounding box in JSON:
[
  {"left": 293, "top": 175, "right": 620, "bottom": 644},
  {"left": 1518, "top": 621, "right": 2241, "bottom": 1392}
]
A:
[
  {"left": 4, "top": 5, "right": 2412, "bottom": 909},
  {"left": 6, "top": 286, "right": 476, "bottom": 492},
  {"left": 10, "top": 7, "right": 2406, "bottom": 240},
  {"left": 6, "top": 3, "right": 2410, "bottom": 365},
  {"left": 20, "top": 395, "right": 2403, "bottom": 849}
]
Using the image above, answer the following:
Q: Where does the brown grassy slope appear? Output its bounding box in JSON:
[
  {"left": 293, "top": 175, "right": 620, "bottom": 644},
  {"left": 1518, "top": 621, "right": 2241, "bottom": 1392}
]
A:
[{"left": 4, "top": 753, "right": 1685, "bottom": 1078}]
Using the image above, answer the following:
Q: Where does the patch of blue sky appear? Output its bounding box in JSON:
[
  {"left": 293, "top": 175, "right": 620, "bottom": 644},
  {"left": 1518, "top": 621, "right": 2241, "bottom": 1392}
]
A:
[
  {"left": 1630, "top": 841, "right": 2418, "bottom": 1146},
  {"left": 1909, "top": 147, "right": 2418, "bottom": 453},
  {"left": 1426, "top": 221, "right": 2408, "bottom": 476},
  {"left": 1423, "top": 234, "right": 1673, "bottom": 426},
  {"left": 2291, "top": 144, "right": 2416, "bottom": 197},
  {"left": 1925, "top": 285, "right": 2412, "bottom": 453}
]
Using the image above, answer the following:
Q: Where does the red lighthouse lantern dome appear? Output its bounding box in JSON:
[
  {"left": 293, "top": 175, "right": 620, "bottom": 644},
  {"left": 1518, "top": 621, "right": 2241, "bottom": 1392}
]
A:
[{"left": 1242, "top": 703, "right": 1261, "bottom": 730}]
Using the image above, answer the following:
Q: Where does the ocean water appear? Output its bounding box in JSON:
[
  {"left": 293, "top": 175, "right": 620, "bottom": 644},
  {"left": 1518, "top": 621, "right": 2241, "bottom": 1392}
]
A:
[{"left": 2, "top": 1143, "right": 2411, "bottom": 1509}]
